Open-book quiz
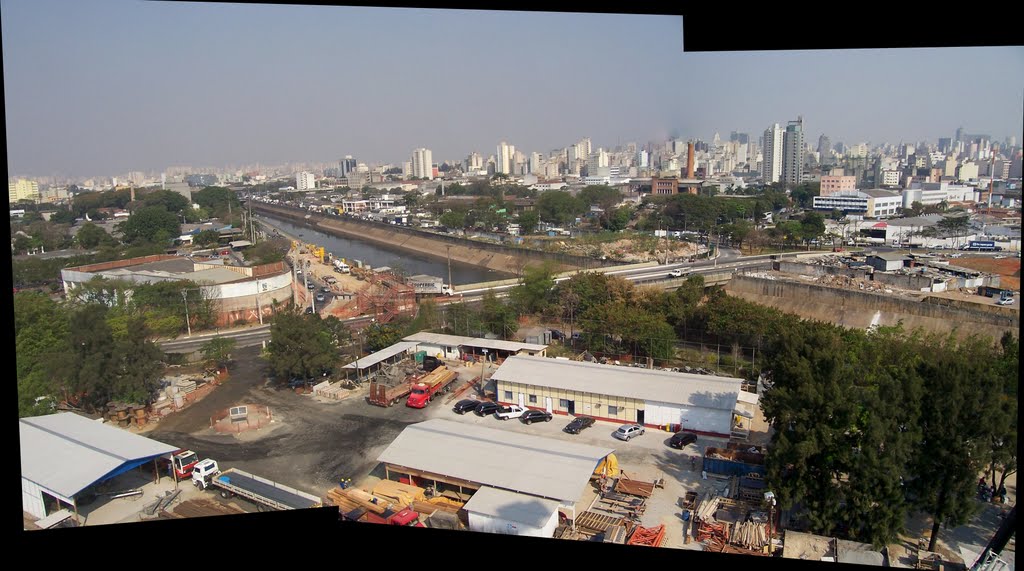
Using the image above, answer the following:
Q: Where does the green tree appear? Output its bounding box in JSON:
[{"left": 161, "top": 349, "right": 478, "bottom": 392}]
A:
[
  {"left": 604, "top": 206, "right": 632, "bottom": 232},
  {"left": 799, "top": 211, "right": 826, "bottom": 244},
  {"left": 439, "top": 210, "right": 467, "bottom": 230},
  {"left": 480, "top": 291, "right": 519, "bottom": 339},
  {"left": 48, "top": 304, "right": 117, "bottom": 412},
  {"left": 141, "top": 189, "right": 190, "bottom": 213},
  {"left": 363, "top": 322, "right": 403, "bottom": 352},
  {"left": 536, "top": 190, "right": 585, "bottom": 226},
  {"left": 244, "top": 238, "right": 288, "bottom": 265},
  {"left": 15, "top": 293, "right": 70, "bottom": 416},
  {"left": 578, "top": 185, "right": 623, "bottom": 211},
  {"left": 444, "top": 301, "right": 482, "bottom": 337},
  {"left": 517, "top": 210, "right": 539, "bottom": 235},
  {"left": 192, "top": 186, "right": 240, "bottom": 218},
  {"left": 508, "top": 263, "right": 556, "bottom": 315},
  {"left": 108, "top": 317, "right": 165, "bottom": 404},
  {"left": 266, "top": 310, "right": 338, "bottom": 380},
  {"left": 201, "top": 337, "right": 237, "bottom": 369},
  {"left": 74, "top": 222, "right": 113, "bottom": 249},
  {"left": 193, "top": 229, "right": 221, "bottom": 247},
  {"left": 117, "top": 206, "right": 181, "bottom": 245}
]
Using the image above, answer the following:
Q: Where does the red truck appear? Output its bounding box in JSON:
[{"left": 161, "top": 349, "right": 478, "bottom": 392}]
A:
[
  {"left": 165, "top": 449, "right": 200, "bottom": 480},
  {"left": 344, "top": 507, "right": 424, "bottom": 527},
  {"left": 406, "top": 366, "right": 458, "bottom": 408}
]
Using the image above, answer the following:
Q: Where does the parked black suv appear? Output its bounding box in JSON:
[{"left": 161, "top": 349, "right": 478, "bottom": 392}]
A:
[
  {"left": 550, "top": 329, "right": 565, "bottom": 341},
  {"left": 520, "top": 410, "right": 553, "bottom": 424},
  {"left": 473, "top": 401, "right": 501, "bottom": 416},
  {"left": 563, "top": 416, "right": 596, "bottom": 434},
  {"left": 669, "top": 431, "right": 698, "bottom": 449},
  {"left": 452, "top": 399, "right": 478, "bottom": 415}
]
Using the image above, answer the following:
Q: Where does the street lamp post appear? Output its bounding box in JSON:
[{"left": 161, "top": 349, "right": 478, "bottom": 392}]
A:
[
  {"left": 255, "top": 277, "right": 264, "bottom": 325},
  {"left": 481, "top": 349, "right": 488, "bottom": 389}
]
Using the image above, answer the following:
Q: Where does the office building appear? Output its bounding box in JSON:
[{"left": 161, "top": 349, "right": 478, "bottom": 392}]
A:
[
  {"left": 820, "top": 175, "right": 857, "bottom": 196},
  {"left": 782, "top": 117, "right": 804, "bottom": 187},
  {"left": 296, "top": 172, "right": 316, "bottom": 191},
  {"left": 497, "top": 141, "right": 513, "bottom": 175},
  {"left": 339, "top": 156, "right": 357, "bottom": 178},
  {"left": 412, "top": 148, "right": 433, "bottom": 180}
]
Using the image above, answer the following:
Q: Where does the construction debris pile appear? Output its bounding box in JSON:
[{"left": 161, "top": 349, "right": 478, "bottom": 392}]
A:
[
  {"left": 559, "top": 474, "right": 663, "bottom": 544},
  {"left": 805, "top": 273, "right": 903, "bottom": 294},
  {"left": 323, "top": 480, "right": 465, "bottom": 529},
  {"left": 692, "top": 492, "right": 772, "bottom": 556}
]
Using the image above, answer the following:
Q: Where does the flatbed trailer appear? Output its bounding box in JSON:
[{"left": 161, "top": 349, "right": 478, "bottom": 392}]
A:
[
  {"left": 212, "top": 468, "right": 321, "bottom": 511},
  {"left": 368, "top": 377, "right": 416, "bottom": 407}
]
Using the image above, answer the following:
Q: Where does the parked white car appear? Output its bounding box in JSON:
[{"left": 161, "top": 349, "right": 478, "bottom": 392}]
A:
[
  {"left": 613, "top": 424, "right": 646, "bottom": 441},
  {"left": 494, "top": 404, "right": 527, "bottom": 420}
]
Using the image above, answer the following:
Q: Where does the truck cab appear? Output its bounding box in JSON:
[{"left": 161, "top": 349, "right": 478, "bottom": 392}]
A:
[
  {"left": 441, "top": 284, "right": 454, "bottom": 296},
  {"left": 191, "top": 459, "right": 220, "bottom": 490},
  {"left": 171, "top": 450, "right": 200, "bottom": 479}
]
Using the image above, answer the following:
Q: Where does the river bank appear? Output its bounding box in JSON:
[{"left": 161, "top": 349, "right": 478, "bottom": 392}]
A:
[{"left": 250, "top": 203, "right": 611, "bottom": 276}]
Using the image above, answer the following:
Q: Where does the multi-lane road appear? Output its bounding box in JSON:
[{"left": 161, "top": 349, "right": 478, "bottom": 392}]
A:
[{"left": 158, "top": 248, "right": 794, "bottom": 353}]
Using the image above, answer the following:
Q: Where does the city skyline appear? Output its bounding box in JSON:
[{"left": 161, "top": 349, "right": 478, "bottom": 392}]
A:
[{"left": 3, "top": 2, "right": 1023, "bottom": 178}]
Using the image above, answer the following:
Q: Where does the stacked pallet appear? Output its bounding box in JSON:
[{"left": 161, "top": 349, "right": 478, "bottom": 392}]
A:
[
  {"left": 174, "top": 379, "right": 197, "bottom": 394},
  {"left": 730, "top": 521, "right": 769, "bottom": 551},
  {"left": 603, "top": 525, "right": 630, "bottom": 544},
  {"left": 627, "top": 524, "right": 666, "bottom": 547},
  {"left": 575, "top": 510, "right": 623, "bottom": 534}
]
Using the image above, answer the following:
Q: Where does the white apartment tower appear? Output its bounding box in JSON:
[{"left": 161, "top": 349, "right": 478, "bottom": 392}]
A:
[
  {"left": 496, "top": 141, "right": 514, "bottom": 175},
  {"left": 412, "top": 148, "right": 433, "bottom": 180},
  {"left": 762, "top": 123, "right": 784, "bottom": 183},
  {"left": 296, "top": 171, "right": 316, "bottom": 191}
]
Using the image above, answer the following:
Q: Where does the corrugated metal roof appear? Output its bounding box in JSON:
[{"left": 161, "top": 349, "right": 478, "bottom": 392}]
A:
[
  {"left": 403, "top": 332, "right": 546, "bottom": 353},
  {"left": 342, "top": 341, "right": 418, "bottom": 369},
  {"left": 20, "top": 413, "right": 178, "bottom": 498},
  {"left": 377, "top": 419, "right": 613, "bottom": 503},
  {"left": 463, "top": 338, "right": 547, "bottom": 352},
  {"left": 868, "top": 252, "right": 906, "bottom": 262},
  {"left": 491, "top": 355, "right": 741, "bottom": 411},
  {"left": 463, "top": 486, "right": 561, "bottom": 528}
]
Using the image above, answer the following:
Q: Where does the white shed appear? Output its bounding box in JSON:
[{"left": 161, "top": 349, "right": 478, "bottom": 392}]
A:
[
  {"left": 464, "top": 486, "right": 561, "bottom": 538},
  {"left": 404, "top": 332, "right": 470, "bottom": 360}
]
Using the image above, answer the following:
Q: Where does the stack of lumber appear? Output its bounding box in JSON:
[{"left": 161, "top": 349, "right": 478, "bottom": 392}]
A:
[
  {"left": 694, "top": 494, "right": 721, "bottom": 522},
  {"left": 324, "top": 487, "right": 391, "bottom": 514},
  {"left": 615, "top": 477, "right": 655, "bottom": 498},
  {"left": 428, "top": 496, "right": 464, "bottom": 508},
  {"left": 411, "top": 498, "right": 461, "bottom": 515},
  {"left": 372, "top": 480, "right": 427, "bottom": 506},
  {"left": 626, "top": 524, "right": 666, "bottom": 547},
  {"left": 730, "top": 521, "right": 770, "bottom": 550}
]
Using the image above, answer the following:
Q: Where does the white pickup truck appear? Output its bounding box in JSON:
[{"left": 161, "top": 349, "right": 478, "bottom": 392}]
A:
[{"left": 494, "top": 404, "right": 527, "bottom": 420}]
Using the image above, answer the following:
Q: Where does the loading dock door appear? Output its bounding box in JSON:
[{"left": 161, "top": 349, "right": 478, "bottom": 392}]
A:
[
  {"left": 545, "top": 397, "right": 552, "bottom": 414},
  {"left": 637, "top": 409, "right": 645, "bottom": 426},
  {"left": 567, "top": 401, "right": 575, "bottom": 415}
]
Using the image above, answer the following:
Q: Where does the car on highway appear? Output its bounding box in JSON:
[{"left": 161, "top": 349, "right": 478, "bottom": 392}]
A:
[
  {"left": 564, "top": 416, "right": 596, "bottom": 434},
  {"left": 996, "top": 297, "right": 1014, "bottom": 306},
  {"left": 315, "top": 293, "right": 326, "bottom": 302},
  {"left": 305, "top": 307, "right": 315, "bottom": 314},
  {"left": 494, "top": 404, "right": 527, "bottom": 420},
  {"left": 321, "top": 286, "right": 331, "bottom": 293},
  {"left": 613, "top": 424, "right": 645, "bottom": 441},
  {"left": 669, "top": 431, "right": 698, "bottom": 449},
  {"left": 307, "top": 282, "right": 316, "bottom": 290},
  {"left": 668, "top": 269, "right": 684, "bottom": 278},
  {"left": 452, "top": 399, "right": 479, "bottom": 414},
  {"left": 473, "top": 401, "right": 501, "bottom": 416},
  {"left": 520, "top": 410, "right": 553, "bottom": 424}
]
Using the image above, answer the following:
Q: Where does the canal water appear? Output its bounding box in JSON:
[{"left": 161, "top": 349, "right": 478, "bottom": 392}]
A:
[{"left": 256, "top": 213, "right": 499, "bottom": 285}]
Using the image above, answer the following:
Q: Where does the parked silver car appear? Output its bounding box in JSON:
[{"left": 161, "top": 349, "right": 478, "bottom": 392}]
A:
[{"left": 613, "top": 424, "right": 645, "bottom": 441}]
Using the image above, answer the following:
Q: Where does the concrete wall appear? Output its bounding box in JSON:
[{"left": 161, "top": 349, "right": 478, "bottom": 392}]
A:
[
  {"left": 724, "top": 274, "right": 1018, "bottom": 341},
  {"left": 777, "top": 261, "right": 869, "bottom": 280},
  {"left": 252, "top": 203, "right": 613, "bottom": 274},
  {"left": 872, "top": 271, "right": 936, "bottom": 291}
]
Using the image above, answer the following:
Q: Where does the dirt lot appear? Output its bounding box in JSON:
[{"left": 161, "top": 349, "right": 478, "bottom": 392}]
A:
[
  {"left": 949, "top": 255, "right": 1021, "bottom": 290},
  {"left": 149, "top": 345, "right": 441, "bottom": 499}
]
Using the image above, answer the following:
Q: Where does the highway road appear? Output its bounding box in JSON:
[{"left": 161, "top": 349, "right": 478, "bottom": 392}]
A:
[{"left": 158, "top": 249, "right": 808, "bottom": 352}]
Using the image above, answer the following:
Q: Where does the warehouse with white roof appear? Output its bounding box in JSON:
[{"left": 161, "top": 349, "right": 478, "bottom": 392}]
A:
[
  {"left": 490, "top": 355, "right": 743, "bottom": 436},
  {"left": 20, "top": 413, "right": 178, "bottom": 523},
  {"left": 403, "top": 331, "right": 547, "bottom": 361},
  {"left": 377, "top": 418, "right": 614, "bottom": 536}
]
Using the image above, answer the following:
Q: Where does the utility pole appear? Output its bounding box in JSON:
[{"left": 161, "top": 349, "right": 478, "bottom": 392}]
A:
[
  {"left": 446, "top": 245, "right": 453, "bottom": 290},
  {"left": 181, "top": 290, "right": 192, "bottom": 337}
]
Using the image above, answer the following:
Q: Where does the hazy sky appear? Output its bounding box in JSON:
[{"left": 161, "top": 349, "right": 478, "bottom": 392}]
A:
[{"left": 3, "top": 1, "right": 1023, "bottom": 178}]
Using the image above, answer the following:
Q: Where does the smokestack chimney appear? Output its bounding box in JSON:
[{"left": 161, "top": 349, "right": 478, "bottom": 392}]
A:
[
  {"left": 686, "top": 142, "right": 695, "bottom": 179},
  {"left": 130, "top": 186, "right": 136, "bottom": 202}
]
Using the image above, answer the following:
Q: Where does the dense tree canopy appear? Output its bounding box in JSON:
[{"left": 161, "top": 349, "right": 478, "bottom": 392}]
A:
[
  {"left": 116, "top": 206, "right": 181, "bottom": 245},
  {"left": 266, "top": 310, "right": 340, "bottom": 380}
]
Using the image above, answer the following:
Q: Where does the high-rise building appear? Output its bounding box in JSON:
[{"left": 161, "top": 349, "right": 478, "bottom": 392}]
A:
[
  {"left": 412, "top": 148, "right": 433, "bottom": 180},
  {"left": 8, "top": 179, "right": 40, "bottom": 203},
  {"left": 817, "top": 134, "right": 831, "bottom": 159},
  {"left": 937, "top": 138, "right": 952, "bottom": 154},
  {"left": 529, "top": 152, "right": 543, "bottom": 174},
  {"left": 637, "top": 149, "right": 649, "bottom": 168},
  {"left": 955, "top": 126, "right": 964, "bottom": 143},
  {"left": 496, "top": 141, "right": 513, "bottom": 175},
  {"left": 339, "top": 156, "right": 357, "bottom": 177},
  {"left": 762, "top": 123, "right": 784, "bottom": 183},
  {"left": 466, "top": 152, "right": 483, "bottom": 171},
  {"left": 782, "top": 117, "right": 805, "bottom": 187},
  {"left": 296, "top": 171, "right": 316, "bottom": 191}
]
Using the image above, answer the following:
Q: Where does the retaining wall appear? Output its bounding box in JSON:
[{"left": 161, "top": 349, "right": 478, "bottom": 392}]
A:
[{"left": 724, "top": 274, "right": 1018, "bottom": 340}]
